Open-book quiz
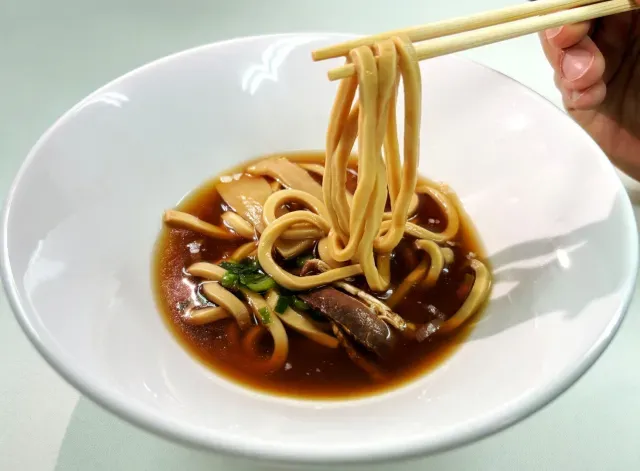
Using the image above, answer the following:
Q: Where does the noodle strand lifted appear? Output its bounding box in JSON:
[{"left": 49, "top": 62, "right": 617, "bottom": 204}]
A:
[{"left": 257, "top": 36, "right": 424, "bottom": 292}]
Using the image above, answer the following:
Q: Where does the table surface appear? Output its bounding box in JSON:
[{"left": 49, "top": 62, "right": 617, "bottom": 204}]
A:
[{"left": 1, "top": 1, "right": 639, "bottom": 470}]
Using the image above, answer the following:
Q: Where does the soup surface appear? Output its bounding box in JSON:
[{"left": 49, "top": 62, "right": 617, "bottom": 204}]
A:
[{"left": 153, "top": 152, "right": 488, "bottom": 399}]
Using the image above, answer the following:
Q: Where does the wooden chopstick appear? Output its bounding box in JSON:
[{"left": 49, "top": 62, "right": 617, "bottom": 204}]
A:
[
  {"left": 312, "top": 0, "right": 604, "bottom": 61},
  {"left": 322, "top": 0, "right": 639, "bottom": 81}
]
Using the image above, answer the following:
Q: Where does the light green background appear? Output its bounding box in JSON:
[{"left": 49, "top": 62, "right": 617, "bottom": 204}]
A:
[{"left": 1, "top": 1, "right": 639, "bottom": 470}]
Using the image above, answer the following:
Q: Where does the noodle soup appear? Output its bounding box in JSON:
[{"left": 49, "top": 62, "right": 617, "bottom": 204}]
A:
[
  {"left": 153, "top": 35, "right": 491, "bottom": 399},
  {"left": 153, "top": 152, "right": 490, "bottom": 399}
]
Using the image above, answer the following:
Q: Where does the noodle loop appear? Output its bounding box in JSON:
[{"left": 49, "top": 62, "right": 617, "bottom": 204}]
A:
[{"left": 159, "top": 32, "right": 494, "bottom": 385}]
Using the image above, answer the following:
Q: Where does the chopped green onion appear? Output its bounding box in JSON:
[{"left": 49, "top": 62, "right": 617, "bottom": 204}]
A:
[
  {"left": 249, "top": 259, "right": 261, "bottom": 269},
  {"left": 219, "top": 261, "right": 244, "bottom": 274},
  {"left": 220, "top": 272, "right": 239, "bottom": 289},
  {"left": 220, "top": 259, "right": 278, "bottom": 292},
  {"left": 274, "top": 295, "right": 292, "bottom": 314},
  {"left": 239, "top": 272, "right": 263, "bottom": 283},
  {"left": 292, "top": 297, "right": 310, "bottom": 311},
  {"left": 296, "top": 254, "right": 314, "bottom": 268},
  {"left": 241, "top": 274, "right": 276, "bottom": 292},
  {"left": 220, "top": 259, "right": 262, "bottom": 275},
  {"left": 258, "top": 307, "right": 272, "bottom": 325}
]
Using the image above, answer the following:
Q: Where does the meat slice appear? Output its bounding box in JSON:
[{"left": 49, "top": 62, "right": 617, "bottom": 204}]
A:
[
  {"left": 331, "top": 323, "right": 385, "bottom": 381},
  {"left": 299, "top": 259, "right": 325, "bottom": 277},
  {"left": 299, "top": 287, "right": 396, "bottom": 358}
]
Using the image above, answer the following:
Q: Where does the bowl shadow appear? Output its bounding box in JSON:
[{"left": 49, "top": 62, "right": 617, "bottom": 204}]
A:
[{"left": 469, "top": 191, "right": 637, "bottom": 340}]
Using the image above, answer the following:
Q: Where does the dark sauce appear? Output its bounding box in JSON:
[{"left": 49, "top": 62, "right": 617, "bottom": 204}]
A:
[{"left": 153, "top": 152, "right": 488, "bottom": 399}]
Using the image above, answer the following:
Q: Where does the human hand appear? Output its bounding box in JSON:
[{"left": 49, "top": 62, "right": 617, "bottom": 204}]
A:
[{"left": 540, "top": 4, "right": 640, "bottom": 180}]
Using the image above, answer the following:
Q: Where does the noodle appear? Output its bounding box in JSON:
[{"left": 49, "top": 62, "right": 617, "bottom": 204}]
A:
[
  {"left": 275, "top": 239, "right": 316, "bottom": 259},
  {"left": 164, "top": 210, "right": 238, "bottom": 240},
  {"left": 186, "top": 262, "right": 289, "bottom": 372},
  {"left": 255, "top": 36, "right": 425, "bottom": 292},
  {"left": 230, "top": 241, "right": 258, "bottom": 262},
  {"left": 182, "top": 306, "right": 229, "bottom": 326},
  {"left": 301, "top": 153, "right": 421, "bottom": 221},
  {"left": 376, "top": 184, "right": 460, "bottom": 245},
  {"left": 262, "top": 189, "right": 329, "bottom": 240},
  {"left": 242, "top": 325, "right": 267, "bottom": 356},
  {"left": 442, "top": 247, "right": 455, "bottom": 265},
  {"left": 439, "top": 259, "right": 492, "bottom": 335},
  {"left": 240, "top": 288, "right": 289, "bottom": 372},
  {"left": 317, "top": 237, "right": 344, "bottom": 268},
  {"left": 221, "top": 212, "right": 256, "bottom": 239},
  {"left": 201, "top": 282, "right": 252, "bottom": 330},
  {"left": 373, "top": 36, "right": 421, "bottom": 253},
  {"left": 386, "top": 258, "right": 429, "bottom": 309},
  {"left": 297, "top": 163, "right": 326, "bottom": 177},
  {"left": 187, "top": 262, "right": 226, "bottom": 280},
  {"left": 258, "top": 211, "right": 363, "bottom": 290},
  {"left": 416, "top": 239, "right": 445, "bottom": 288},
  {"left": 160, "top": 33, "right": 494, "bottom": 383}
]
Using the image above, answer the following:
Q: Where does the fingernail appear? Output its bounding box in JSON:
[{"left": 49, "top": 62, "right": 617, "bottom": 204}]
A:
[
  {"left": 561, "top": 48, "right": 594, "bottom": 81},
  {"left": 546, "top": 27, "right": 563, "bottom": 39}
]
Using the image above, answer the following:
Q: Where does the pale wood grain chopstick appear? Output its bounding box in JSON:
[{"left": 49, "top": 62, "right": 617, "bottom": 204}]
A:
[
  {"left": 323, "top": 0, "right": 639, "bottom": 81},
  {"left": 312, "top": 0, "right": 604, "bottom": 61}
]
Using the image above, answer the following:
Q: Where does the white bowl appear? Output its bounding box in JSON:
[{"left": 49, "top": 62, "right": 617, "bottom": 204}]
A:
[{"left": 1, "top": 33, "right": 637, "bottom": 466}]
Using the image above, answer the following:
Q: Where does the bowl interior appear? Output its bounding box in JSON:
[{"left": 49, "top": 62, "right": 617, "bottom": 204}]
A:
[{"left": 2, "top": 33, "right": 637, "bottom": 463}]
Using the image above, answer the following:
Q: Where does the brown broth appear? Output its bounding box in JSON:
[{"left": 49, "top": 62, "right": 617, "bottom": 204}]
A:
[{"left": 152, "top": 152, "right": 488, "bottom": 399}]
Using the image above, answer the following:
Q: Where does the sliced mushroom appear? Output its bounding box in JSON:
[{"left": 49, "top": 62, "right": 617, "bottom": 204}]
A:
[
  {"left": 247, "top": 157, "right": 323, "bottom": 201},
  {"left": 217, "top": 175, "right": 272, "bottom": 233}
]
